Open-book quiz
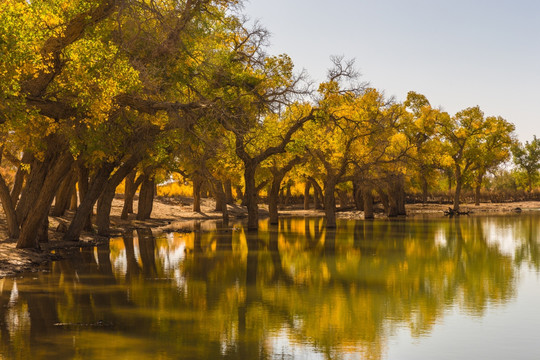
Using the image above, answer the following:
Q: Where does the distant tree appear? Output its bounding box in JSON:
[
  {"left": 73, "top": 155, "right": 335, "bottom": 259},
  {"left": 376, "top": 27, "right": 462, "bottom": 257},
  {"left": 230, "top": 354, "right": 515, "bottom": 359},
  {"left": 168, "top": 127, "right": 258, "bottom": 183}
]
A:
[{"left": 512, "top": 136, "right": 540, "bottom": 193}]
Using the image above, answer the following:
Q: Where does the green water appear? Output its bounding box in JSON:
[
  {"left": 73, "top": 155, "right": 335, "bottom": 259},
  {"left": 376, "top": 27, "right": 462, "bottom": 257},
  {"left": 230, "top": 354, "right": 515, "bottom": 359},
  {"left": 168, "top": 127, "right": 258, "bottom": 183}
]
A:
[{"left": 1, "top": 215, "right": 540, "bottom": 359}]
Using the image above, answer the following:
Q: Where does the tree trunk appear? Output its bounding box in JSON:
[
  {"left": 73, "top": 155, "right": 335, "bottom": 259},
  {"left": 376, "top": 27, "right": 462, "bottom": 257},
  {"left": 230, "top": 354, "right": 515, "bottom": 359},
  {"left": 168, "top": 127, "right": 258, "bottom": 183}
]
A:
[
  {"left": 303, "top": 181, "right": 311, "bottom": 210},
  {"left": 337, "top": 189, "right": 349, "bottom": 209},
  {"left": 397, "top": 176, "right": 406, "bottom": 216},
  {"left": 283, "top": 184, "right": 292, "bottom": 207},
  {"left": 324, "top": 179, "right": 337, "bottom": 228},
  {"left": 16, "top": 157, "right": 50, "bottom": 225},
  {"left": 234, "top": 185, "right": 243, "bottom": 202},
  {"left": 0, "top": 174, "right": 19, "bottom": 238},
  {"left": 244, "top": 164, "right": 258, "bottom": 230},
  {"left": 77, "top": 162, "right": 93, "bottom": 232},
  {"left": 192, "top": 176, "right": 202, "bottom": 212},
  {"left": 353, "top": 181, "right": 363, "bottom": 211},
  {"left": 37, "top": 213, "right": 49, "bottom": 243},
  {"left": 363, "top": 189, "right": 374, "bottom": 219},
  {"left": 96, "top": 157, "right": 142, "bottom": 235},
  {"left": 10, "top": 168, "right": 25, "bottom": 205},
  {"left": 96, "top": 187, "right": 116, "bottom": 236},
  {"left": 379, "top": 189, "right": 389, "bottom": 215},
  {"left": 64, "top": 154, "right": 141, "bottom": 242},
  {"left": 65, "top": 164, "right": 114, "bottom": 241},
  {"left": 123, "top": 170, "right": 136, "bottom": 213},
  {"left": 137, "top": 177, "right": 155, "bottom": 220},
  {"left": 269, "top": 178, "right": 282, "bottom": 225},
  {"left": 69, "top": 180, "right": 78, "bottom": 210},
  {"left": 421, "top": 175, "right": 428, "bottom": 205},
  {"left": 211, "top": 179, "right": 229, "bottom": 224},
  {"left": 309, "top": 178, "right": 324, "bottom": 210},
  {"left": 121, "top": 174, "right": 143, "bottom": 219},
  {"left": 51, "top": 168, "right": 76, "bottom": 216},
  {"left": 17, "top": 152, "right": 74, "bottom": 248},
  {"left": 474, "top": 172, "right": 484, "bottom": 206},
  {"left": 224, "top": 179, "right": 234, "bottom": 204},
  {"left": 453, "top": 165, "right": 462, "bottom": 211},
  {"left": 387, "top": 189, "right": 399, "bottom": 218}
]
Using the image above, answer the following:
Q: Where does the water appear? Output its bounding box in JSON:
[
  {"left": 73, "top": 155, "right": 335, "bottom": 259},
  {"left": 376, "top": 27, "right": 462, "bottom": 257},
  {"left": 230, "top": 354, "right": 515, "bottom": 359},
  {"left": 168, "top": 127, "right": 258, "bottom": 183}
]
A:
[{"left": 1, "top": 215, "right": 540, "bottom": 359}]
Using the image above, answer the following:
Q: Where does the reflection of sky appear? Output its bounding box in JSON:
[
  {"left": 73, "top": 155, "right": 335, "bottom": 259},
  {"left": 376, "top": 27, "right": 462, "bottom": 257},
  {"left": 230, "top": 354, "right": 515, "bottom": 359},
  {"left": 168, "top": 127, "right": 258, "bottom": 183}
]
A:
[
  {"left": 158, "top": 232, "right": 186, "bottom": 274},
  {"left": 483, "top": 219, "right": 520, "bottom": 256},
  {"left": 387, "top": 269, "right": 540, "bottom": 360},
  {"left": 112, "top": 249, "right": 127, "bottom": 276},
  {"left": 269, "top": 328, "right": 325, "bottom": 360}
]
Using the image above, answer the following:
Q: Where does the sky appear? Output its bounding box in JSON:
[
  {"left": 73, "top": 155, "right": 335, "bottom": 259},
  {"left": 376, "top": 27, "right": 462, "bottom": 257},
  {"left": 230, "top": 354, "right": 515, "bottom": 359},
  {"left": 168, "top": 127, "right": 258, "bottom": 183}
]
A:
[{"left": 243, "top": 0, "right": 540, "bottom": 142}]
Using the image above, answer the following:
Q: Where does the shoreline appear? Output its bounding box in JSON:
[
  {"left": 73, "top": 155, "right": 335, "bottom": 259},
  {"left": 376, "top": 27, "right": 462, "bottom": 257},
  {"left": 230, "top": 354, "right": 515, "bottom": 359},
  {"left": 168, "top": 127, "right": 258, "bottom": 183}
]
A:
[{"left": 0, "top": 197, "right": 538, "bottom": 277}]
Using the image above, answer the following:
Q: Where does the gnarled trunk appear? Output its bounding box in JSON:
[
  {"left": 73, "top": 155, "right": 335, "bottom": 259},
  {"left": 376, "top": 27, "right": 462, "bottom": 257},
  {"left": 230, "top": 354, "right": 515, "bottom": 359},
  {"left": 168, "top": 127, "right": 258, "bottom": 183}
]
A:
[
  {"left": 17, "top": 152, "right": 74, "bottom": 248},
  {"left": 64, "top": 163, "right": 115, "bottom": 241}
]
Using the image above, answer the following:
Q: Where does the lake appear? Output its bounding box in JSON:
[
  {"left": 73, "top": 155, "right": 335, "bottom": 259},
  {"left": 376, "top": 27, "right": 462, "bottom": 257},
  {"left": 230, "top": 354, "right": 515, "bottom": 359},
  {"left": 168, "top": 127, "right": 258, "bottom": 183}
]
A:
[{"left": 1, "top": 215, "right": 539, "bottom": 359}]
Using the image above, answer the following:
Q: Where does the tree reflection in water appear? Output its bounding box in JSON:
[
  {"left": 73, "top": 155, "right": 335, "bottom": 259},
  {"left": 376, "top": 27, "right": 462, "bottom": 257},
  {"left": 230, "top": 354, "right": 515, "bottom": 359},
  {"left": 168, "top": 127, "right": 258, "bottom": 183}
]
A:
[{"left": 1, "top": 215, "right": 539, "bottom": 359}]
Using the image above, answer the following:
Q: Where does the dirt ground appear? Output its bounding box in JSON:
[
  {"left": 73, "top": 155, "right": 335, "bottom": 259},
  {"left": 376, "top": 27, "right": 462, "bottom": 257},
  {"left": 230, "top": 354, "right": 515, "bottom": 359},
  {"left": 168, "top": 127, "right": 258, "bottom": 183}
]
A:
[{"left": 0, "top": 196, "right": 538, "bottom": 277}]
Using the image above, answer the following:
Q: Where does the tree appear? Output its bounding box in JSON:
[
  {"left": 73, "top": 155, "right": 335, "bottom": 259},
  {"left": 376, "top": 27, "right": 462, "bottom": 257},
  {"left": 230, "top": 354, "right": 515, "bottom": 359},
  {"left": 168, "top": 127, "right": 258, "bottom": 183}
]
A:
[
  {"left": 470, "top": 116, "right": 515, "bottom": 205},
  {"left": 512, "top": 136, "right": 540, "bottom": 193},
  {"left": 438, "top": 106, "right": 488, "bottom": 211}
]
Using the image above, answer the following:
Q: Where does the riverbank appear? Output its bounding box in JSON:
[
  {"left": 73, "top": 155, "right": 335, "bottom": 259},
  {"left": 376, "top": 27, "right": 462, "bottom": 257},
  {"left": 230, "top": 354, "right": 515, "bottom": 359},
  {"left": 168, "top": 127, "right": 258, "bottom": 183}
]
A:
[{"left": 0, "top": 197, "right": 539, "bottom": 277}]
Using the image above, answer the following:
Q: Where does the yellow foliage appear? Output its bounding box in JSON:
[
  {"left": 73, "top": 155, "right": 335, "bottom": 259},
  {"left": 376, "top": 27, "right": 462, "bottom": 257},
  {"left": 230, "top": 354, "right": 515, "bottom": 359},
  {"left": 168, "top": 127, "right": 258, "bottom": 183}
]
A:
[{"left": 157, "top": 182, "right": 193, "bottom": 197}]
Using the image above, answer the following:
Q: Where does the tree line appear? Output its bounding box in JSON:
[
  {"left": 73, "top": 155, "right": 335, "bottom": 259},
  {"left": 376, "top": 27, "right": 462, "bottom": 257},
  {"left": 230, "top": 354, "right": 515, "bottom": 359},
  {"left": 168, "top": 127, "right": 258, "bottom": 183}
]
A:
[{"left": 0, "top": 0, "right": 536, "bottom": 248}]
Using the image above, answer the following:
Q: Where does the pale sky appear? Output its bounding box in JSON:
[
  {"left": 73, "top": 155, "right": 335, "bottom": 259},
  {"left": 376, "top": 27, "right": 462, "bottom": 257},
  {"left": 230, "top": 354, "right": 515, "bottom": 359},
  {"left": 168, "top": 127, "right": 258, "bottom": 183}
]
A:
[{"left": 243, "top": 0, "right": 540, "bottom": 142}]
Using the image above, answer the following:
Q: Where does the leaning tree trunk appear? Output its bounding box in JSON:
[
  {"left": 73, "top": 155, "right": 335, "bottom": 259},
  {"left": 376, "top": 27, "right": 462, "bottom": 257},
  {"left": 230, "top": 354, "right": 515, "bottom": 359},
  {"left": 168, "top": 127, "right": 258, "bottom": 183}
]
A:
[
  {"left": 69, "top": 181, "right": 78, "bottom": 210},
  {"left": 136, "top": 177, "right": 155, "bottom": 220},
  {"left": 324, "top": 179, "right": 337, "bottom": 228},
  {"left": 51, "top": 168, "right": 76, "bottom": 216},
  {"left": 96, "top": 187, "right": 116, "bottom": 236},
  {"left": 64, "top": 164, "right": 114, "bottom": 241},
  {"left": 16, "top": 157, "right": 50, "bottom": 225},
  {"left": 121, "top": 173, "right": 143, "bottom": 219},
  {"left": 95, "top": 156, "right": 142, "bottom": 235},
  {"left": 17, "top": 152, "right": 74, "bottom": 249},
  {"left": 10, "top": 167, "right": 26, "bottom": 205}
]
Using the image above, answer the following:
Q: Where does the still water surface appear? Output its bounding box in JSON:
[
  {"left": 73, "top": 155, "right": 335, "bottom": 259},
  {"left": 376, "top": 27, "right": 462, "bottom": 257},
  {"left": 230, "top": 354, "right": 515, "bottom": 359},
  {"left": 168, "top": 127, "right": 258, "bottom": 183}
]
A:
[{"left": 1, "top": 215, "right": 540, "bottom": 359}]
